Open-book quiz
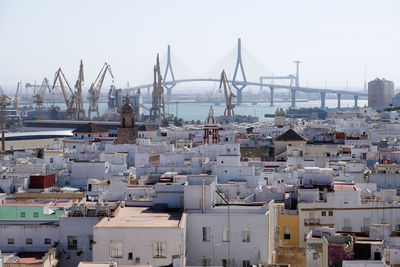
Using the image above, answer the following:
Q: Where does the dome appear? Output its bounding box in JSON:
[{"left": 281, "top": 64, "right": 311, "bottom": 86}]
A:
[
  {"left": 205, "top": 106, "right": 218, "bottom": 125},
  {"left": 121, "top": 96, "right": 134, "bottom": 114}
]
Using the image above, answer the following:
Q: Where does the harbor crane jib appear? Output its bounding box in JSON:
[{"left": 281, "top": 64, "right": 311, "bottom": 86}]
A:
[
  {"left": 88, "top": 62, "right": 114, "bottom": 119},
  {"left": 74, "top": 60, "right": 85, "bottom": 119},
  {"left": 51, "top": 67, "right": 76, "bottom": 120},
  {"left": 150, "top": 54, "right": 165, "bottom": 121},
  {"left": 12, "top": 82, "right": 22, "bottom": 109},
  {"left": 33, "top": 78, "right": 51, "bottom": 109},
  {"left": 51, "top": 60, "right": 85, "bottom": 120},
  {"left": 219, "top": 70, "right": 236, "bottom": 117}
]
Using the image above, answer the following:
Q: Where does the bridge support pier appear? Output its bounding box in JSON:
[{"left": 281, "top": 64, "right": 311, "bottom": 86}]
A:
[
  {"left": 320, "top": 92, "right": 326, "bottom": 109},
  {"left": 269, "top": 87, "right": 274, "bottom": 106},
  {"left": 291, "top": 89, "right": 296, "bottom": 107},
  {"left": 165, "top": 87, "right": 175, "bottom": 102},
  {"left": 235, "top": 87, "right": 244, "bottom": 106},
  {"left": 232, "top": 38, "right": 247, "bottom": 106},
  {"left": 337, "top": 93, "right": 342, "bottom": 108},
  {"left": 354, "top": 95, "right": 358, "bottom": 107}
]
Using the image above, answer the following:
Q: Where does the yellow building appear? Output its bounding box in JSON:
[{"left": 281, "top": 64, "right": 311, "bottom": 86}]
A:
[{"left": 278, "top": 213, "right": 300, "bottom": 247}]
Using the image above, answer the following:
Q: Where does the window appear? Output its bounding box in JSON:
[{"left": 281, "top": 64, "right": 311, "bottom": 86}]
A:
[
  {"left": 20, "top": 212, "right": 26, "bottom": 218},
  {"left": 109, "top": 240, "right": 123, "bottom": 258},
  {"left": 321, "top": 211, "right": 326, "bottom": 216},
  {"left": 299, "top": 151, "right": 303, "bottom": 157},
  {"left": 313, "top": 253, "right": 319, "bottom": 260},
  {"left": 222, "top": 227, "right": 230, "bottom": 242},
  {"left": 135, "top": 257, "right": 140, "bottom": 264},
  {"left": 44, "top": 238, "right": 51, "bottom": 245},
  {"left": 68, "top": 236, "right": 78, "bottom": 250},
  {"left": 26, "top": 238, "right": 33, "bottom": 244},
  {"left": 284, "top": 227, "right": 291, "bottom": 240},
  {"left": 128, "top": 252, "right": 133, "bottom": 260},
  {"left": 202, "top": 258, "right": 211, "bottom": 266},
  {"left": 242, "top": 260, "right": 251, "bottom": 267},
  {"left": 202, "top": 227, "right": 211, "bottom": 242},
  {"left": 153, "top": 242, "right": 166, "bottom": 258},
  {"left": 242, "top": 228, "right": 250, "bottom": 242},
  {"left": 34, "top": 212, "right": 39, "bottom": 218},
  {"left": 328, "top": 211, "right": 333, "bottom": 216},
  {"left": 8, "top": 238, "right": 14, "bottom": 244},
  {"left": 222, "top": 259, "right": 232, "bottom": 267},
  {"left": 50, "top": 158, "right": 54, "bottom": 163}
]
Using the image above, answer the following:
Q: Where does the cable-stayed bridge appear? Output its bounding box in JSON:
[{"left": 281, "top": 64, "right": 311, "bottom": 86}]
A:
[{"left": 127, "top": 39, "right": 367, "bottom": 108}]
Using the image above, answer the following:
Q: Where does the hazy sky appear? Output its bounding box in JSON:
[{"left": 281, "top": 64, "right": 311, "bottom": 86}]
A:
[{"left": 0, "top": 0, "right": 399, "bottom": 93}]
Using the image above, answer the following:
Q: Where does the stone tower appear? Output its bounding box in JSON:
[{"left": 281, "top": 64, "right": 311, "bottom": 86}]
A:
[{"left": 117, "top": 96, "right": 138, "bottom": 144}]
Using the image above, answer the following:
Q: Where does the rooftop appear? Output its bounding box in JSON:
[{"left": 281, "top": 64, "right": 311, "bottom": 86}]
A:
[
  {"left": 72, "top": 123, "right": 110, "bottom": 134},
  {"left": 95, "top": 206, "right": 183, "bottom": 228},
  {"left": 17, "top": 252, "right": 46, "bottom": 264},
  {"left": 275, "top": 128, "right": 307, "bottom": 142}
]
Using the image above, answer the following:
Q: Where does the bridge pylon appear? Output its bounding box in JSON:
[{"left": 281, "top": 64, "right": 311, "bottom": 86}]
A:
[
  {"left": 232, "top": 38, "right": 247, "bottom": 106},
  {"left": 163, "top": 45, "right": 176, "bottom": 101}
]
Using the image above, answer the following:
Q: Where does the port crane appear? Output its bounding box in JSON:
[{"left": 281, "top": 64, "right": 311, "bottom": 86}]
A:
[
  {"left": 219, "top": 70, "right": 236, "bottom": 117},
  {"left": 51, "top": 61, "right": 85, "bottom": 120},
  {"left": 0, "top": 86, "right": 11, "bottom": 154},
  {"left": 74, "top": 60, "right": 85, "bottom": 119},
  {"left": 33, "top": 78, "right": 51, "bottom": 109},
  {"left": 51, "top": 67, "right": 78, "bottom": 120},
  {"left": 87, "top": 62, "right": 114, "bottom": 119},
  {"left": 12, "top": 82, "right": 22, "bottom": 109},
  {"left": 150, "top": 54, "right": 165, "bottom": 121}
]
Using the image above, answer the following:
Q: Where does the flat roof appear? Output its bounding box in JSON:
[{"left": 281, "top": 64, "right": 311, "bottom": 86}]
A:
[
  {"left": 95, "top": 206, "right": 183, "bottom": 228},
  {"left": 16, "top": 252, "right": 46, "bottom": 264}
]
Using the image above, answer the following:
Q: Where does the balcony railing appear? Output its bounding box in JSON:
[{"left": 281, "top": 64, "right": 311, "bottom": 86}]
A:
[
  {"left": 305, "top": 219, "right": 320, "bottom": 225},
  {"left": 361, "top": 226, "right": 370, "bottom": 232},
  {"left": 342, "top": 226, "right": 353, "bottom": 232}
]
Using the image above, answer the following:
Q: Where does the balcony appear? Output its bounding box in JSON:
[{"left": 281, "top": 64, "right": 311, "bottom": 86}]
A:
[
  {"left": 305, "top": 219, "right": 320, "bottom": 226},
  {"left": 361, "top": 226, "right": 370, "bottom": 232}
]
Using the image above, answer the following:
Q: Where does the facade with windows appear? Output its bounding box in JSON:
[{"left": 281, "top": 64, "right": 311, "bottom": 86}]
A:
[
  {"left": 184, "top": 175, "right": 276, "bottom": 267},
  {"left": 92, "top": 206, "right": 186, "bottom": 267},
  {"left": 298, "top": 184, "right": 400, "bottom": 247},
  {"left": 0, "top": 202, "right": 65, "bottom": 253}
]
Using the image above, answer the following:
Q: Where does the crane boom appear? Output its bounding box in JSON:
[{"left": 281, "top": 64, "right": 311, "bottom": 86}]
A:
[
  {"left": 13, "top": 82, "right": 22, "bottom": 108},
  {"left": 87, "top": 62, "right": 114, "bottom": 119},
  {"left": 74, "top": 60, "right": 85, "bottom": 119},
  {"left": 33, "top": 78, "right": 51, "bottom": 107},
  {"left": 219, "top": 70, "right": 236, "bottom": 117}
]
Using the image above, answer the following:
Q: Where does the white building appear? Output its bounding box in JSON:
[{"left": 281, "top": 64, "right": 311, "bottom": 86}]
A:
[
  {"left": 93, "top": 206, "right": 186, "bottom": 266},
  {"left": 184, "top": 175, "right": 276, "bottom": 266}
]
